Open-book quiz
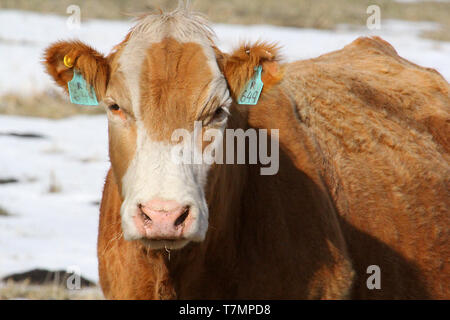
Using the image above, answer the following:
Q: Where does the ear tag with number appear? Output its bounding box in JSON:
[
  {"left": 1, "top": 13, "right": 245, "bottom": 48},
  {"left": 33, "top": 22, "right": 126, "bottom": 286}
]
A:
[
  {"left": 238, "top": 65, "right": 264, "bottom": 105},
  {"left": 67, "top": 70, "right": 98, "bottom": 106}
]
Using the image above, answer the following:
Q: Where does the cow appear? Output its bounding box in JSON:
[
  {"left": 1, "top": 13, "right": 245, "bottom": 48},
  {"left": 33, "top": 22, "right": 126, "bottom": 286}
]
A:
[{"left": 43, "top": 6, "right": 449, "bottom": 299}]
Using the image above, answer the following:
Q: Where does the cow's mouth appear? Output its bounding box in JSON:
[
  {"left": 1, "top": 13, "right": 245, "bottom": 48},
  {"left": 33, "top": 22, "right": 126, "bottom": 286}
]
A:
[{"left": 141, "top": 238, "right": 190, "bottom": 250}]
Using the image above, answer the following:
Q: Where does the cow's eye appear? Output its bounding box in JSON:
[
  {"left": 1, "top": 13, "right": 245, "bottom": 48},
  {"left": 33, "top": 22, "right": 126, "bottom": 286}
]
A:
[
  {"left": 212, "top": 106, "right": 229, "bottom": 123},
  {"left": 109, "top": 104, "right": 120, "bottom": 112},
  {"left": 214, "top": 107, "right": 224, "bottom": 117},
  {"left": 108, "top": 103, "right": 127, "bottom": 120}
]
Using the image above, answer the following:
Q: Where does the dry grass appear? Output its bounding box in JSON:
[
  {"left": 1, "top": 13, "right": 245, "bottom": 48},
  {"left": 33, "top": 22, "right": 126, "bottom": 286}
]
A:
[
  {"left": 0, "top": 91, "right": 104, "bottom": 119},
  {"left": 421, "top": 28, "right": 450, "bottom": 42},
  {"left": 0, "top": 0, "right": 448, "bottom": 39},
  {"left": 0, "top": 280, "right": 104, "bottom": 300},
  {"left": 48, "top": 171, "right": 63, "bottom": 194},
  {"left": 0, "top": 206, "right": 10, "bottom": 216}
]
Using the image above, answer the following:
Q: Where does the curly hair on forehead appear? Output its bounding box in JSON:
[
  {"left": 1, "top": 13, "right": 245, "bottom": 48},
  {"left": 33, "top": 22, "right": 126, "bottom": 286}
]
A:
[{"left": 129, "top": 0, "right": 216, "bottom": 46}]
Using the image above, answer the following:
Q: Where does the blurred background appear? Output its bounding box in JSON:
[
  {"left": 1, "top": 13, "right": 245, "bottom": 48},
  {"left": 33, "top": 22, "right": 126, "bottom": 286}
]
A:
[{"left": 0, "top": 0, "right": 449, "bottom": 299}]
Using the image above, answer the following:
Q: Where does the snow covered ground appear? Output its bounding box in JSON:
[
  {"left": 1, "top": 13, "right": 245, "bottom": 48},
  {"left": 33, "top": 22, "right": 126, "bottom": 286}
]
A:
[
  {"left": 0, "top": 115, "right": 108, "bottom": 282},
  {"left": 0, "top": 10, "right": 449, "bottom": 283}
]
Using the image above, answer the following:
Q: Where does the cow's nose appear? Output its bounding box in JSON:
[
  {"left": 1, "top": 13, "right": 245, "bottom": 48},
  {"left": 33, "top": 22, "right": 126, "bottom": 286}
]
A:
[{"left": 134, "top": 199, "right": 191, "bottom": 239}]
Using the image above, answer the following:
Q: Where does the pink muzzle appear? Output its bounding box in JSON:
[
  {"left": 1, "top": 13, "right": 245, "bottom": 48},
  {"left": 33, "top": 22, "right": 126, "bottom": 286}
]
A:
[{"left": 133, "top": 199, "right": 192, "bottom": 240}]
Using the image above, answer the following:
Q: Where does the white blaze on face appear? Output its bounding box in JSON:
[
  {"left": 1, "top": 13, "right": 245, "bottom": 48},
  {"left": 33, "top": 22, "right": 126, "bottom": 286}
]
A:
[
  {"left": 120, "top": 128, "right": 210, "bottom": 243},
  {"left": 114, "top": 10, "right": 229, "bottom": 248}
]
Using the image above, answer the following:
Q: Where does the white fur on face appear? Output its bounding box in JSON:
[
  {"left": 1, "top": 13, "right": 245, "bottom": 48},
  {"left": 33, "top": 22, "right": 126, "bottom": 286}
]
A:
[
  {"left": 114, "top": 7, "right": 230, "bottom": 249},
  {"left": 120, "top": 124, "right": 210, "bottom": 247}
]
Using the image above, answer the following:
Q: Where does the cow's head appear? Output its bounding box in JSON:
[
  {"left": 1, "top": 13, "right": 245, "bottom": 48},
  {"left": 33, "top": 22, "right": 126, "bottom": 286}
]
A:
[{"left": 44, "top": 7, "right": 281, "bottom": 250}]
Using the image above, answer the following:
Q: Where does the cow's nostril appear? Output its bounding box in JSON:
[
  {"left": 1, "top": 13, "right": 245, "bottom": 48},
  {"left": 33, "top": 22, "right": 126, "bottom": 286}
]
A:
[
  {"left": 174, "top": 206, "right": 190, "bottom": 227},
  {"left": 138, "top": 204, "right": 152, "bottom": 222}
]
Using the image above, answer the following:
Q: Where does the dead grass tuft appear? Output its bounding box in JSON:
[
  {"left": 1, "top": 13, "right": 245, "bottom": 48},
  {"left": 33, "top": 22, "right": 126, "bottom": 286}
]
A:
[
  {"left": 48, "top": 171, "right": 62, "bottom": 194},
  {"left": 0, "top": 206, "right": 10, "bottom": 216},
  {"left": 0, "top": 91, "right": 104, "bottom": 119},
  {"left": 0, "top": 279, "right": 104, "bottom": 300}
]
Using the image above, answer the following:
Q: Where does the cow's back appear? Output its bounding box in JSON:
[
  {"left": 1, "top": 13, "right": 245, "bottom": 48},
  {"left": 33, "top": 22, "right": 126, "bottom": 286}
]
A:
[{"left": 277, "top": 36, "right": 449, "bottom": 298}]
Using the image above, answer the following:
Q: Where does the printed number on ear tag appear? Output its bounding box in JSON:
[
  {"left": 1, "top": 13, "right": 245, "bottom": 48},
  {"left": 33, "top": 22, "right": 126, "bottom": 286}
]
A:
[
  {"left": 238, "top": 65, "right": 264, "bottom": 105},
  {"left": 67, "top": 70, "right": 99, "bottom": 106}
]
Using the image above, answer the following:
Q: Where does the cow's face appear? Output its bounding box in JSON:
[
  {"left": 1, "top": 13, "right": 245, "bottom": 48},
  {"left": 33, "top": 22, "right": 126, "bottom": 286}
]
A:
[
  {"left": 106, "top": 34, "right": 232, "bottom": 250},
  {"left": 44, "top": 9, "right": 280, "bottom": 250}
]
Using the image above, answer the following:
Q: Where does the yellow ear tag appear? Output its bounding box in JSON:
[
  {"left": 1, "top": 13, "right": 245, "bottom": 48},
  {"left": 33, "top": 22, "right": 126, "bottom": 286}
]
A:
[{"left": 63, "top": 55, "right": 74, "bottom": 68}]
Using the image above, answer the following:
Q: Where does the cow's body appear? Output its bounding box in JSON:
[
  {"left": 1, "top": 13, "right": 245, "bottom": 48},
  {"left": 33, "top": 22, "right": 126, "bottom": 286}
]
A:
[{"left": 97, "top": 37, "right": 449, "bottom": 299}]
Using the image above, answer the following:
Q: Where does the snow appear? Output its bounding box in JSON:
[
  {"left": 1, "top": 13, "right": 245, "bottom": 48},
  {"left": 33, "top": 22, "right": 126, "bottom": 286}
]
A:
[
  {"left": 0, "top": 115, "right": 109, "bottom": 282},
  {"left": 0, "top": 10, "right": 449, "bottom": 283}
]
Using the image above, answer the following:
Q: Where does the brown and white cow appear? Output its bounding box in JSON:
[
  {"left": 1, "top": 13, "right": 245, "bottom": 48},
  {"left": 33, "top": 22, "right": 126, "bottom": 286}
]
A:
[{"left": 44, "top": 6, "right": 449, "bottom": 299}]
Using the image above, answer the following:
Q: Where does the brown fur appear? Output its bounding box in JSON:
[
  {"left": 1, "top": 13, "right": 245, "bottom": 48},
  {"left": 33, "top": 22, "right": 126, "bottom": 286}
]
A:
[
  {"left": 44, "top": 25, "right": 449, "bottom": 299},
  {"left": 140, "top": 39, "right": 215, "bottom": 140},
  {"left": 216, "top": 42, "right": 284, "bottom": 100},
  {"left": 44, "top": 41, "right": 110, "bottom": 100},
  {"left": 99, "top": 36, "right": 449, "bottom": 299},
  {"left": 103, "top": 70, "right": 137, "bottom": 192}
]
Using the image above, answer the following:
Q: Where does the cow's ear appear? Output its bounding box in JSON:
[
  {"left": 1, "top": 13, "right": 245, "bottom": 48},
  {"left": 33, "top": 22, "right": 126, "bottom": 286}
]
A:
[
  {"left": 43, "top": 40, "right": 109, "bottom": 100},
  {"left": 215, "top": 42, "right": 283, "bottom": 101}
]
